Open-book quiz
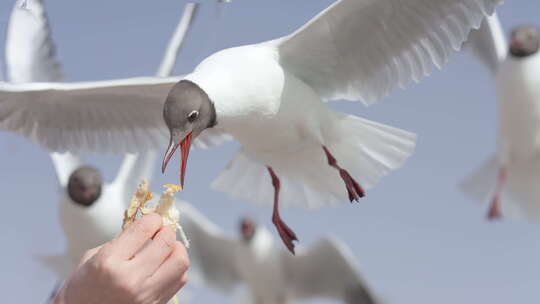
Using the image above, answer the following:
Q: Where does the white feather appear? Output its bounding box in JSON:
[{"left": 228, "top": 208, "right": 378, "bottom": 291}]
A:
[
  {"left": 49, "top": 152, "right": 83, "bottom": 187},
  {"left": 156, "top": 3, "right": 199, "bottom": 77},
  {"left": 460, "top": 154, "right": 498, "bottom": 205},
  {"left": 275, "top": 0, "right": 501, "bottom": 105},
  {"left": 211, "top": 114, "right": 416, "bottom": 209},
  {"left": 0, "top": 0, "right": 501, "bottom": 155},
  {"left": 281, "top": 238, "right": 378, "bottom": 304},
  {"left": 496, "top": 55, "right": 540, "bottom": 162},
  {"left": 0, "top": 77, "right": 230, "bottom": 153},
  {"left": 4, "top": 2, "right": 203, "bottom": 284},
  {"left": 0, "top": 1, "right": 229, "bottom": 154},
  {"left": 5, "top": 0, "right": 63, "bottom": 82},
  {"left": 178, "top": 202, "right": 242, "bottom": 290},
  {"left": 187, "top": 45, "right": 416, "bottom": 209},
  {"left": 183, "top": 0, "right": 500, "bottom": 209},
  {"left": 466, "top": 12, "right": 508, "bottom": 73},
  {"left": 461, "top": 27, "right": 540, "bottom": 220}
]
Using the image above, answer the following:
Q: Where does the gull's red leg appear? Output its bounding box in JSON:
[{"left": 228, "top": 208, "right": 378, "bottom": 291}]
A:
[
  {"left": 487, "top": 169, "right": 506, "bottom": 220},
  {"left": 267, "top": 166, "right": 298, "bottom": 254},
  {"left": 322, "top": 146, "right": 365, "bottom": 202}
]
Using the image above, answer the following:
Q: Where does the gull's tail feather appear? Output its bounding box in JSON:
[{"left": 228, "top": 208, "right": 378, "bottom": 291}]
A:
[
  {"left": 460, "top": 155, "right": 498, "bottom": 204},
  {"left": 460, "top": 156, "right": 540, "bottom": 221},
  {"left": 211, "top": 114, "right": 416, "bottom": 209}
]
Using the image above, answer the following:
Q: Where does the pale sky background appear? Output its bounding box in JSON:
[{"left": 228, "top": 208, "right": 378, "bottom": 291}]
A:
[{"left": 1, "top": 1, "right": 540, "bottom": 303}]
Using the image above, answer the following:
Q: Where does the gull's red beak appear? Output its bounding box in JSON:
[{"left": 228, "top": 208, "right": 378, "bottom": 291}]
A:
[{"left": 161, "top": 132, "right": 193, "bottom": 187}]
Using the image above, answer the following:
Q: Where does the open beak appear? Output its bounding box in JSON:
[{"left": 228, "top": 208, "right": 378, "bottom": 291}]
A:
[{"left": 162, "top": 132, "right": 193, "bottom": 187}]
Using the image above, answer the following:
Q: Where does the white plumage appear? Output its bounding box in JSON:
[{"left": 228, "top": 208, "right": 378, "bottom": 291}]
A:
[
  {"left": 461, "top": 13, "right": 540, "bottom": 220},
  {"left": 0, "top": 0, "right": 501, "bottom": 153},
  {"left": 5, "top": 0, "right": 62, "bottom": 82},
  {"left": 41, "top": 152, "right": 156, "bottom": 278},
  {"left": 466, "top": 13, "right": 508, "bottom": 73},
  {"left": 167, "top": 0, "right": 501, "bottom": 251},
  {"left": 2, "top": 0, "right": 198, "bottom": 279},
  {"left": 0, "top": 0, "right": 501, "bottom": 250},
  {"left": 179, "top": 202, "right": 378, "bottom": 304}
]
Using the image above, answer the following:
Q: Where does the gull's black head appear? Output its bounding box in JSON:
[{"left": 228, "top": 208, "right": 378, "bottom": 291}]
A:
[
  {"left": 162, "top": 80, "right": 216, "bottom": 186},
  {"left": 67, "top": 166, "right": 103, "bottom": 207},
  {"left": 239, "top": 217, "right": 257, "bottom": 242},
  {"left": 510, "top": 26, "right": 540, "bottom": 58}
]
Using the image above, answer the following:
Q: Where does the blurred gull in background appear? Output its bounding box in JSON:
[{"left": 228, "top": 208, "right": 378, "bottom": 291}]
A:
[
  {"left": 462, "top": 13, "right": 540, "bottom": 221},
  {"left": 180, "top": 202, "right": 378, "bottom": 304},
  {"left": 2, "top": 0, "right": 199, "bottom": 295}
]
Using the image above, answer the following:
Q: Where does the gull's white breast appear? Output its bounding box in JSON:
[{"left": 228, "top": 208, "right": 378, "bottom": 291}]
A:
[
  {"left": 496, "top": 54, "right": 540, "bottom": 163},
  {"left": 59, "top": 184, "right": 124, "bottom": 264},
  {"left": 235, "top": 229, "right": 289, "bottom": 304}
]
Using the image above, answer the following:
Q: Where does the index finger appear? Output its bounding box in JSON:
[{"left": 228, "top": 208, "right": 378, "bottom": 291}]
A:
[{"left": 107, "top": 213, "right": 163, "bottom": 260}]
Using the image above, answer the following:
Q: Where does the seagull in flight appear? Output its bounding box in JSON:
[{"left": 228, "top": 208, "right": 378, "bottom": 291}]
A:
[
  {"left": 461, "top": 13, "right": 540, "bottom": 221},
  {"left": 0, "top": 0, "right": 502, "bottom": 253},
  {"left": 2, "top": 0, "right": 199, "bottom": 284},
  {"left": 179, "top": 202, "right": 379, "bottom": 304},
  {"left": 160, "top": 0, "right": 502, "bottom": 252}
]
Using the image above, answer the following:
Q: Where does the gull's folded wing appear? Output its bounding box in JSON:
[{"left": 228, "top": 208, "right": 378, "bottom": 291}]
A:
[{"left": 276, "top": 0, "right": 502, "bottom": 105}]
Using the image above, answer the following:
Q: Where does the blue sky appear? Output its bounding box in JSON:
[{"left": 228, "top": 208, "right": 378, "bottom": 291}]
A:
[{"left": 1, "top": 1, "right": 540, "bottom": 303}]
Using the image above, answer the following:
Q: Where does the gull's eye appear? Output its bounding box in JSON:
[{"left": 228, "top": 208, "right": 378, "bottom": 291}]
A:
[{"left": 187, "top": 110, "right": 199, "bottom": 122}]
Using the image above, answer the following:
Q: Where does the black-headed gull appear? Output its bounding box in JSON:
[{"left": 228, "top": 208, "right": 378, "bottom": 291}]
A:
[
  {"left": 5, "top": 0, "right": 62, "bottom": 83},
  {"left": 461, "top": 13, "right": 540, "bottom": 221},
  {"left": 179, "top": 202, "right": 378, "bottom": 304},
  {"left": 2, "top": 0, "right": 197, "bottom": 280},
  {"left": 0, "top": 0, "right": 502, "bottom": 253},
  {"left": 160, "top": 0, "right": 502, "bottom": 253}
]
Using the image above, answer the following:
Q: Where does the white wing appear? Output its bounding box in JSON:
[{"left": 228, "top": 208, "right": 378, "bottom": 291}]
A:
[
  {"left": 5, "top": 0, "right": 63, "bottom": 83},
  {"left": 156, "top": 3, "right": 200, "bottom": 77},
  {"left": 5, "top": 0, "right": 86, "bottom": 186},
  {"left": 178, "top": 202, "right": 241, "bottom": 290},
  {"left": 276, "top": 0, "right": 501, "bottom": 105},
  {"left": 0, "top": 78, "right": 176, "bottom": 153},
  {"left": 281, "top": 238, "right": 377, "bottom": 304},
  {"left": 466, "top": 12, "right": 507, "bottom": 73},
  {"left": 49, "top": 152, "right": 83, "bottom": 187},
  {"left": 0, "top": 77, "right": 229, "bottom": 153},
  {"left": 112, "top": 152, "right": 158, "bottom": 195}
]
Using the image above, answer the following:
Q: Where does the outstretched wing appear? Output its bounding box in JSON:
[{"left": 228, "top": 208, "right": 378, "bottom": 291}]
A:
[
  {"left": 156, "top": 3, "right": 200, "bottom": 77},
  {"left": 0, "top": 77, "right": 229, "bottom": 153},
  {"left": 276, "top": 0, "right": 501, "bottom": 105},
  {"left": 465, "top": 12, "right": 507, "bottom": 73},
  {"left": 1, "top": 2, "right": 230, "bottom": 155},
  {"left": 178, "top": 202, "right": 242, "bottom": 290},
  {"left": 282, "top": 237, "right": 378, "bottom": 304}
]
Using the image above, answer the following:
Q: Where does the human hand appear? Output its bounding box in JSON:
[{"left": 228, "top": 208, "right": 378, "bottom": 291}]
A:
[{"left": 54, "top": 213, "right": 189, "bottom": 304}]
